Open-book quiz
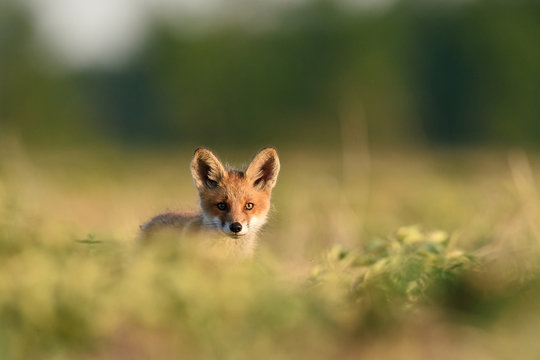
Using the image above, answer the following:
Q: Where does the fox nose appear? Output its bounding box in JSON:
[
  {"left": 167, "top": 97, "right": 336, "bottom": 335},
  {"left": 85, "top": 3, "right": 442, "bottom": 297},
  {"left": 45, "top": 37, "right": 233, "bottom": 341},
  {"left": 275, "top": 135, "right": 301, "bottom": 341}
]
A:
[{"left": 229, "top": 222, "right": 242, "bottom": 233}]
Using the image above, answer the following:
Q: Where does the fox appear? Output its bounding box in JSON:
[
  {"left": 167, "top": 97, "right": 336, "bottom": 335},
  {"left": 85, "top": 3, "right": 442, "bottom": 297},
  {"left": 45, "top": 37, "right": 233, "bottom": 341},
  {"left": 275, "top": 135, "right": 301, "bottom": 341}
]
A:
[{"left": 139, "top": 147, "right": 280, "bottom": 257}]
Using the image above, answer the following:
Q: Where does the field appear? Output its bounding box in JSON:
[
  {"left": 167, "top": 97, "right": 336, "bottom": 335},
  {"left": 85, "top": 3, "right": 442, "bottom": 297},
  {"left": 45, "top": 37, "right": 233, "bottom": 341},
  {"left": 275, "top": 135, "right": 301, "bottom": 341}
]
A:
[{"left": 1, "top": 140, "right": 540, "bottom": 359}]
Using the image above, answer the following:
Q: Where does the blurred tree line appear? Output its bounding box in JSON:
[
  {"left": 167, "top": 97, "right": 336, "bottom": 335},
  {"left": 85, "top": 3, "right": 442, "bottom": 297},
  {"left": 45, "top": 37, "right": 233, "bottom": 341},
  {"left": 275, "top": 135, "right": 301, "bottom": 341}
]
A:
[{"left": 1, "top": 0, "right": 539, "bottom": 148}]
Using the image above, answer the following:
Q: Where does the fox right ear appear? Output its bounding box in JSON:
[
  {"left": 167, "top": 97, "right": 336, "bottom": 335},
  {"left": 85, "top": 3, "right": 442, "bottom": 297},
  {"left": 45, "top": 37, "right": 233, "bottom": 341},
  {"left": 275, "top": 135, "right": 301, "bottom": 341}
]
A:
[
  {"left": 191, "top": 148, "right": 226, "bottom": 190},
  {"left": 245, "top": 147, "right": 280, "bottom": 191}
]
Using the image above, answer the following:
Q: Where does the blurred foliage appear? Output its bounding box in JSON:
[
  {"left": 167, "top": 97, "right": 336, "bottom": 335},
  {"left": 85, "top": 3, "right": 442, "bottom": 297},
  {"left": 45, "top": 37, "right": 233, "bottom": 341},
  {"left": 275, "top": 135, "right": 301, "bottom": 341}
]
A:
[
  {"left": 311, "top": 226, "right": 476, "bottom": 309},
  {"left": 1, "top": 144, "right": 540, "bottom": 358},
  {"left": 1, "top": 0, "right": 540, "bottom": 148},
  {"left": 0, "top": 195, "right": 539, "bottom": 359}
]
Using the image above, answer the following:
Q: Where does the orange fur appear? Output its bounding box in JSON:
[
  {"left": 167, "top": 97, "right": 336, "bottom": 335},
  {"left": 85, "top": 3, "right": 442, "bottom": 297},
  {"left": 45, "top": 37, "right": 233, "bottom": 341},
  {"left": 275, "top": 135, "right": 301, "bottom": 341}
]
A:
[{"left": 139, "top": 147, "right": 280, "bottom": 257}]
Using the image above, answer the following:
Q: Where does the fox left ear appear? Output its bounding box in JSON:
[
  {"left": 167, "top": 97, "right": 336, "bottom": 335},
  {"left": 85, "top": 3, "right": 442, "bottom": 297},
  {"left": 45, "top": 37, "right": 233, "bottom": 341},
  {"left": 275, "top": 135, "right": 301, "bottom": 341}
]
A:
[
  {"left": 245, "top": 147, "right": 280, "bottom": 191},
  {"left": 191, "top": 147, "right": 227, "bottom": 190}
]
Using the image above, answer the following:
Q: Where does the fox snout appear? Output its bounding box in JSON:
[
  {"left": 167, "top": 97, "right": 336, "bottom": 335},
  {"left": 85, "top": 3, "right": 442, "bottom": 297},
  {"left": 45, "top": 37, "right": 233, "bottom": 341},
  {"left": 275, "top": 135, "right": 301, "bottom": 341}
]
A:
[
  {"left": 230, "top": 222, "right": 243, "bottom": 233},
  {"left": 219, "top": 218, "right": 250, "bottom": 237}
]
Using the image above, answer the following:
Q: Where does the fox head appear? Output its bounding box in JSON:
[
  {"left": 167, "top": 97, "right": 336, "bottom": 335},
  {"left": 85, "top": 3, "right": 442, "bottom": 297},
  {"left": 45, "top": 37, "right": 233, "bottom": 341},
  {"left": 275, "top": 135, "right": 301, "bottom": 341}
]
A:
[{"left": 191, "top": 147, "right": 280, "bottom": 239}]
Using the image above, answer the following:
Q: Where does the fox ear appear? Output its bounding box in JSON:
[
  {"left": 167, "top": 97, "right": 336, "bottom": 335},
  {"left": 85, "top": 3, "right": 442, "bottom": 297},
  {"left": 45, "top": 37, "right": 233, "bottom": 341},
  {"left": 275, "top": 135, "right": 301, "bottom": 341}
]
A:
[
  {"left": 191, "top": 148, "right": 226, "bottom": 190},
  {"left": 245, "top": 147, "right": 280, "bottom": 191}
]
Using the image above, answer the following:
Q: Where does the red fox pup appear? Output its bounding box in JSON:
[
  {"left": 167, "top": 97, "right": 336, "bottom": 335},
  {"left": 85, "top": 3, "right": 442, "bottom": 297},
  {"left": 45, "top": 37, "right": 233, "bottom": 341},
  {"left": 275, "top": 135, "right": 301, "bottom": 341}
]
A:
[{"left": 139, "top": 147, "right": 280, "bottom": 257}]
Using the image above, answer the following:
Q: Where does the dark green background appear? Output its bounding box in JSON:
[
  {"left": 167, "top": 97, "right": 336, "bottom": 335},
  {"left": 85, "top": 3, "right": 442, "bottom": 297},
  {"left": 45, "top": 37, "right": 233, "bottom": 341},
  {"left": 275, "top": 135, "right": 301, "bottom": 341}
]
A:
[{"left": 2, "top": 0, "right": 539, "bottom": 149}]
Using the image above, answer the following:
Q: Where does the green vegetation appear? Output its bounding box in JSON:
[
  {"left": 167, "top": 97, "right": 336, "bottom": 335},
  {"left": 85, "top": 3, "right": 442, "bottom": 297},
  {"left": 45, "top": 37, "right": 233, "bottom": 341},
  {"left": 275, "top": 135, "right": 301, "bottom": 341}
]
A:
[{"left": 1, "top": 144, "right": 540, "bottom": 359}]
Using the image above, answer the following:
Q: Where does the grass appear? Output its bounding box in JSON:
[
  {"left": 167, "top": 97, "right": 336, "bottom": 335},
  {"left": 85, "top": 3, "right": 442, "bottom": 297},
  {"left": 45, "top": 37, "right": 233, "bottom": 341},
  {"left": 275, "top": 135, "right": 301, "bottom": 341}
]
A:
[{"left": 1, "top": 141, "right": 540, "bottom": 359}]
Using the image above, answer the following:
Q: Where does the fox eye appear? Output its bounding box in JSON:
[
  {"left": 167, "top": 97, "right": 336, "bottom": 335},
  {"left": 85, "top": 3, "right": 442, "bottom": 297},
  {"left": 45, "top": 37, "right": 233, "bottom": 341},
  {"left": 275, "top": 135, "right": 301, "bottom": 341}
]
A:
[
  {"left": 245, "top": 202, "right": 254, "bottom": 210},
  {"left": 216, "top": 202, "right": 227, "bottom": 211}
]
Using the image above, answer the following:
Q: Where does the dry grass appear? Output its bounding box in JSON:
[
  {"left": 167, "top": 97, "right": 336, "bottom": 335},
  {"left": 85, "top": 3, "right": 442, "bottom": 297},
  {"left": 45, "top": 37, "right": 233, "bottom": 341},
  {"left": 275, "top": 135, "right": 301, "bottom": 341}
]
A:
[{"left": 1, "top": 140, "right": 540, "bottom": 359}]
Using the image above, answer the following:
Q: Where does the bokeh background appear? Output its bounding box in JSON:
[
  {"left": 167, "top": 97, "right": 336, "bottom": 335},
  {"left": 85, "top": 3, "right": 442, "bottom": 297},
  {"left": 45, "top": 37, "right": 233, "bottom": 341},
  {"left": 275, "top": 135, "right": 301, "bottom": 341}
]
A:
[
  {"left": 2, "top": 1, "right": 540, "bottom": 359},
  {"left": 3, "top": 0, "right": 540, "bottom": 149}
]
